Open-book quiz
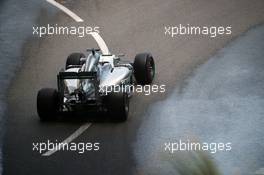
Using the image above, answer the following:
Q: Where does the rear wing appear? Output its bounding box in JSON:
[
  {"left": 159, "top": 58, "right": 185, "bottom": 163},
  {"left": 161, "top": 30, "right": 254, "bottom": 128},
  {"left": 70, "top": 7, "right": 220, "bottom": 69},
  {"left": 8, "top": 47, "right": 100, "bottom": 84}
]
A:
[
  {"left": 57, "top": 71, "right": 97, "bottom": 80},
  {"left": 57, "top": 71, "right": 99, "bottom": 101}
]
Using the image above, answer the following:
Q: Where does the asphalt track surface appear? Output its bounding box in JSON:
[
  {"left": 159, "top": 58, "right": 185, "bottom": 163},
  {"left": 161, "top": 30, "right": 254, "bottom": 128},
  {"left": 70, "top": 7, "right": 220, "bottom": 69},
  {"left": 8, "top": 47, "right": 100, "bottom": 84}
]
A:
[
  {"left": 3, "top": 0, "right": 264, "bottom": 175},
  {"left": 135, "top": 25, "right": 264, "bottom": 175}
]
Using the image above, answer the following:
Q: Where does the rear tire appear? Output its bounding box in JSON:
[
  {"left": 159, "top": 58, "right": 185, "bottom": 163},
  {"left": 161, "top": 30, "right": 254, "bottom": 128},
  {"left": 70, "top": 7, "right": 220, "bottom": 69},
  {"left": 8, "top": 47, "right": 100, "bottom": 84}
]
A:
[
  {"left": 134, "top": 53, "right": 155, "bottom": 85},
  {"left": 66, "top": 52, "right": 85, "bottom": 69},
  {"left": 105, "top": 92, "right": 129, "bottom": 122},
  {"left": 37, "top": 88, "right": 59, "bottom": 120}
]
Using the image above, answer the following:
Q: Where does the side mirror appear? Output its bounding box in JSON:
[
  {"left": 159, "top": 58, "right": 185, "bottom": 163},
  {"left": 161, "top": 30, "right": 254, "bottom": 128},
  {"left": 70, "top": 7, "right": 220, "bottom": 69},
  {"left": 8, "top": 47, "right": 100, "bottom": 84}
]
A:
[
  {"left": 117, "top": 53, "right": 125, "bottom": 57},
  {"left": 114, "top": 57, "right": 121, "bottom": 61}
]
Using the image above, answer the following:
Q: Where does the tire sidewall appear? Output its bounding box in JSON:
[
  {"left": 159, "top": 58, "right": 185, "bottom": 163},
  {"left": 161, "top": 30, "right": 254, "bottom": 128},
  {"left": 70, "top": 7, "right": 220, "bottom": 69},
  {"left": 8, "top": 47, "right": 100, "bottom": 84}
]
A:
[
  {"left": 134, "top": 53, "right": 155, "bottom": 85},
  {"left": 37, "top": 88, "right": 59, "bottom": 120}
]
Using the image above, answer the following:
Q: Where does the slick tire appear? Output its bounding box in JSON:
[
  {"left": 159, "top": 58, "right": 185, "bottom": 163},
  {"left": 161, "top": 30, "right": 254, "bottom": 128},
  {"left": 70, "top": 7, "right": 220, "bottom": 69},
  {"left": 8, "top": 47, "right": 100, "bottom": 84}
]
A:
[
  {"left": 65, "top": 52, "right": 85, "bottom": 69},
  {"left": 106, "top": 92, "right": 129, "bottom": 122},
  {"left": 134, "top": 53, "right": 155, "bottom": 85},
  {"left": 37, "top": 88, "right": 59, "bottom": 120}
]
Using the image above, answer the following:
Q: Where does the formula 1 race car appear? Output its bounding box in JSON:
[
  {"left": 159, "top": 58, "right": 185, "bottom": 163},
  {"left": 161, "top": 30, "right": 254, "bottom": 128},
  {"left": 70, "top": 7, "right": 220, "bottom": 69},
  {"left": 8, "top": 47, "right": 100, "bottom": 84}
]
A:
[{"left": 37, "top": 33, "right": 155, "bottom": 121}]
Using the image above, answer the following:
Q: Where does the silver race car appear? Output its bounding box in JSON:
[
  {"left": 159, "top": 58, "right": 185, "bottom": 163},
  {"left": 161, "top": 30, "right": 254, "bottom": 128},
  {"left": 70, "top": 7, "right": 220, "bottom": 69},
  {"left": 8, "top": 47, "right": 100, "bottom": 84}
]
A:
[{"left": 37, "top": 33, "right": 155, "bottom": 121}]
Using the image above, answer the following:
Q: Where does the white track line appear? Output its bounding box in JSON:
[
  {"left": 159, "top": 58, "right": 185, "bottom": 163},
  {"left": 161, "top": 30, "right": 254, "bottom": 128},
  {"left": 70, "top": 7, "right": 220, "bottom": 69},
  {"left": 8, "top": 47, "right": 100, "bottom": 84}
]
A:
[
  {"left": 44, "top": 0, "right": 90, "bottom": 157},
  {"left": 46, "top": 0, "right": 84, "bottom": 22},
  {"left": 42, "top": 123, "right": 92, "bottom": 156},
  {"left": 90, "top": 32, "right": 110, "bottom": 55},
  {"left": 45, "top": 0, "right": 110, "bottom": 54},
  {"left": 42, "top": 1, "right": 110, "bottom": 157}
]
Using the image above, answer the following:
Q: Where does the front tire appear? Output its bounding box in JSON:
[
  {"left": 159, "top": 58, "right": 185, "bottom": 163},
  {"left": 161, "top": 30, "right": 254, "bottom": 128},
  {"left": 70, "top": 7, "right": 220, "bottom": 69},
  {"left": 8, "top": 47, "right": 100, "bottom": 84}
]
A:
[
  {"left": 105, "top": 92, "right": 129, "bottom": 122},
  {"left": 134, "top": 53, "right": 155, "bottom": 85},
  {"left": 65, "top": 52, "right": 85, "bottom": 69},
  {"left": 37, "top": 88, "right": 59, "bottom": 120}
]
